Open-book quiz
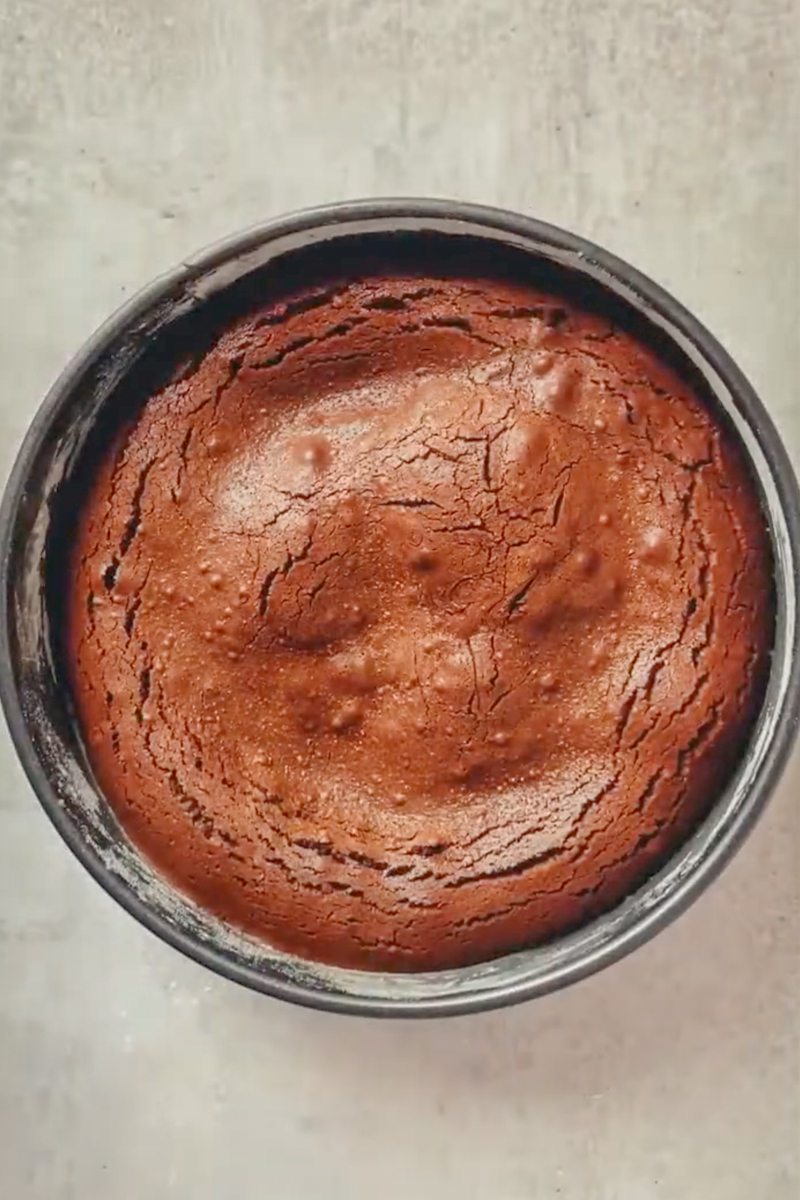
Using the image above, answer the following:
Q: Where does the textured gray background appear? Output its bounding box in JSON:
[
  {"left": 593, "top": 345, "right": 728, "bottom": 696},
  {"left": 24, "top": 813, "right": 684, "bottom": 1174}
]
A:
[{"left": 1, "top": 1, "right": 798, "bottom": 1197}]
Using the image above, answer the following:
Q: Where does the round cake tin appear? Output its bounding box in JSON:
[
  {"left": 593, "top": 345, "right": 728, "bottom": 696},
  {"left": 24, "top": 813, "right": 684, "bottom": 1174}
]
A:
[{"left": 1, "top": 199, "right": 798, "bottom": 1017}]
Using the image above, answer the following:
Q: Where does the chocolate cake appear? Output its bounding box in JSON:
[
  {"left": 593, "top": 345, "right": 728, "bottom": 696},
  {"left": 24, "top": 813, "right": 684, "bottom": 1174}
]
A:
[{"left": 64, "top": 241, "right": 772, "bottom": 969}]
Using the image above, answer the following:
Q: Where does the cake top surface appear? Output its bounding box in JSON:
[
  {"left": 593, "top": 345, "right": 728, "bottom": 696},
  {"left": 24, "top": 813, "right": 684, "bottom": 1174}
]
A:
[{"left": 64, "top": 240, "right": 772, "bottom": 970}]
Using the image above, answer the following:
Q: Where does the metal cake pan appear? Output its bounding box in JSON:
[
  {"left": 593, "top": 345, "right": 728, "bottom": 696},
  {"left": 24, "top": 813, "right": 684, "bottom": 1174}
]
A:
[{"left": 2, "top": 199, "right": 798, "bottom": 1017}]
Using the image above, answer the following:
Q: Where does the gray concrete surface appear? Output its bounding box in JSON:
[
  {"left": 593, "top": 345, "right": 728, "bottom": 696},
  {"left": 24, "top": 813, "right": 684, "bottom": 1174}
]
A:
[{"left": 1, "top": 1, "right": 798, "bottom": 1196}]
